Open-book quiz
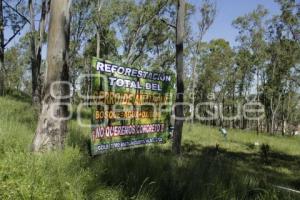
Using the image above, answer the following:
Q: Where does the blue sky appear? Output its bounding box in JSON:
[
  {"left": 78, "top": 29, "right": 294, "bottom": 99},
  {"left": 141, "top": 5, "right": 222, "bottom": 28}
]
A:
[
  {"left": 188, "top": 0, "right": 281, "bottom": 46},
  {"left": 5, "top": 0, "right": 282, "bottom": 51}
]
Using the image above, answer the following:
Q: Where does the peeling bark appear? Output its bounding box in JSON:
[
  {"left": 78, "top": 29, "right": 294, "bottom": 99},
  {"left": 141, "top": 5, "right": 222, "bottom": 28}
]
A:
[{"left": 32, "top": 0, "right": 72, "bottom": 152}]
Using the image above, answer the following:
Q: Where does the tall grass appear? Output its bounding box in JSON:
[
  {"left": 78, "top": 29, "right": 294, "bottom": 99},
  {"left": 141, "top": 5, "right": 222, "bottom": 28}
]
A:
[
  {"left": 0, "top": 96, "right": 299, "bottom": 199},
  {"left": 183, "top": 124, "right": 300, "bottom": 156}
]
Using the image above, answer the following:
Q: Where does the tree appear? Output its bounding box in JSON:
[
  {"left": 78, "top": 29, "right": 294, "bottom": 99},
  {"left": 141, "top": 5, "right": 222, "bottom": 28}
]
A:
[
  {"left": 120, "top": 0, "right": 171, "bottom": 66},
  {"left": 4, "top": 46, "right": 27, "bottom": 92},
  {"left": 261, "top": 0, "right": 300, "bottom": 134},
  {"left": 233, "top": 5, "right": 268, "bottom": 132},
  {"left": 0, "top": 0, "right": 4, "bottom": 96},
  {"left": 235, "top": 48, "right": 254, "bottom": 129},
  {"left": 231, "top": 2, "right": 300, "bottom": 134},
  {"left": 68, "top": 0, "right": 91, "bottom": 101},
  {"left": 32, "top": 0, "right": 71, "bottom": 152},
  {"left": 172, "top": 0, "right": 185, "bottom": 154},
  {"left": 28, "top": 0, "right": 50, "bottom": 105},
  {"left": 0, "top": 0, "right": 29, "bottom": 96},
  {"left": 195, "top": 39, "right": 234, "bottom": 127},
  {"left": 84, "top": 0, "right": 123, "bottom": 60},
  {"left": 189, "top": 0, "right": 216, "bottom": 127}
]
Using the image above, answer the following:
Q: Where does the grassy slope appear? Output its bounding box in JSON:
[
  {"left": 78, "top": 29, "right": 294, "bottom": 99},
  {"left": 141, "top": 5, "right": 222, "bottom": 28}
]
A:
[
  {"left": 0, "top": 96, "right": 300, "bottom": 199},
  {"left": 184, "top": 124, "right": 300, "bottom": 156}
]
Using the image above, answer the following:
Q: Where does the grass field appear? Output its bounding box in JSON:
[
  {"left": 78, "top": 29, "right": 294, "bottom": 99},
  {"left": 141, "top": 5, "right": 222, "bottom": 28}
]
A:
[{"left": 0, "top": 95, "right": 300, "bottom": 199}]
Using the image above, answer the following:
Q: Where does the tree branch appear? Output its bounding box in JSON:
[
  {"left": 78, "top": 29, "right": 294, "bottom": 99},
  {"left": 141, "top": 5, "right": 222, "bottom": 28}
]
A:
[
  {"left": 3, "top": 0, "right": 31, "bottom": 24},
  {"left": 4, "top": 22, "right": 26, "bottom": 48},
  {"left": 16, "top": 0, "right": 23, "bottom": 8},
  {"left": 160, "top": 18, "right": 176, "bottom": 29}
]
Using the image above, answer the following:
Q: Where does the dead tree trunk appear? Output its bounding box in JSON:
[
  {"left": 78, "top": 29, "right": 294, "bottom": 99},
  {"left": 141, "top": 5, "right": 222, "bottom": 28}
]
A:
[
  {"left": 32, "top": 0, "right": 72, "bottom": 152},
  {"left": 0, "top": 0, "right": 4, "bottom": 96},
  {"left": 172, "top": 0, "right": 185, "bottom": 155}
]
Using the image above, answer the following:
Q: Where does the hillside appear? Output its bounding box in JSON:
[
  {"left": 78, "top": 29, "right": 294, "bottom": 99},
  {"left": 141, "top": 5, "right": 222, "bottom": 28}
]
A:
[{"left": 0, "top": 96, "right": 300, "bottom": 199}]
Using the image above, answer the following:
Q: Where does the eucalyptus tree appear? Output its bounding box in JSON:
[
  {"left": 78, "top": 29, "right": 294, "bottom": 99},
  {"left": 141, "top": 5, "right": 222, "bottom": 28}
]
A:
[
  {"left": 233, "top": 5, "right": 268, "bottom": 131},
  {"left": 118, "top": 0, "right": 172, "bottom": 66},
  {"left": 83, "top": 0, "right": 125, "bottom": 60},
  {"left": 28, "top": 0, "right": 50, "bottom": 105},
  {"left": 232, "top": 1, "right": 300, "bottom": 134},
  {"left": 0, "top": 0, "right": 29, "bottom": 96},
  {"left": 195, "top": 39, "right": 234, "bottom": 126},
  {"left": 274, "top": 0, "right": 300, "bottom": 134},
  {"left": 68, "top": 0, "right": 93, "bottom": 98},
  {"left": 32, "top": 0, "right": 72, "bottom": 152},
  {"left": 189, "top": 0, "right": 216, "bottom": 126},
  {"left": 88, "top": 0, "right": 127, "bottom": 59},
  {"left": 260, "top": 0, "right": 300, "bottom": 134},
  {"left": 172, "top": 0, "right": 185, "bottom": 154},
  {"left": 4, "top": 46, "right": 26, "bottom": 91},
  {"left": 234, "top": 49, "right": 254, "bottom": 129}
]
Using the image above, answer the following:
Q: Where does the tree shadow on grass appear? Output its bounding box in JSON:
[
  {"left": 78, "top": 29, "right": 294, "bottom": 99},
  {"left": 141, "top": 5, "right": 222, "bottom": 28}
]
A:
[
  {"left": 66, "top": 122, "right": 300, "bottom": 199},
  {"left": 82, "top": 143, "right": 300, "bottom": 200}
]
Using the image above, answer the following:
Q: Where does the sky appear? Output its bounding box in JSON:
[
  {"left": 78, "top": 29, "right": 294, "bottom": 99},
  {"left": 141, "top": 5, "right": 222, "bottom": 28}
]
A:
[
  {"left": 5, "top": 0, "right": 282, "bottom": 52},
  {"left": 188, "top": 0, "right": 281, "bottom": 47}
]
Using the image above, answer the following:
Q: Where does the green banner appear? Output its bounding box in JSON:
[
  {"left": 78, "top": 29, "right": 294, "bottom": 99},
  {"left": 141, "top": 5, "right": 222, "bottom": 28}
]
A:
[{"left": 90, "top": 57, "right": 174, "bottom": 155}]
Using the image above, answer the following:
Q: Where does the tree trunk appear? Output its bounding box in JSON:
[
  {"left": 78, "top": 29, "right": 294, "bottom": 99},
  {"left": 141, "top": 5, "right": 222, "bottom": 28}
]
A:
[
  {"left": 29, "top": 0, "right": 38, "bottom": 104},
  {"left": 0, "top": 0, "right": 4, "bottom": 96},
  {"left": 96, "top": 0, "right": 102, "bottom": 58},
  {"left": 96, "top": 27, "right": 100, "bottom": 58},
  {"left": 32, "top": 0, "right": 71, "bottom": 152},
  {"left": 282, "top": 118, "right": 286, "bottom": 136},
  {"left": 232, "top": 86, "right": 236, "bottom": 128},
  {"left": 172, "top": 0, "right": 185, "bottom": 155},
  {"left": 256, "top": 69, "right": 259, "bottom": 134},
  {"left": 271, "top": 114, "right": 275, "bottom": 134},
  {"left": 189, "top": 58, "right": 196, "bottom": 130},
  {"left": 29, "top": 0, "right": 49, "bottom": 105}
]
